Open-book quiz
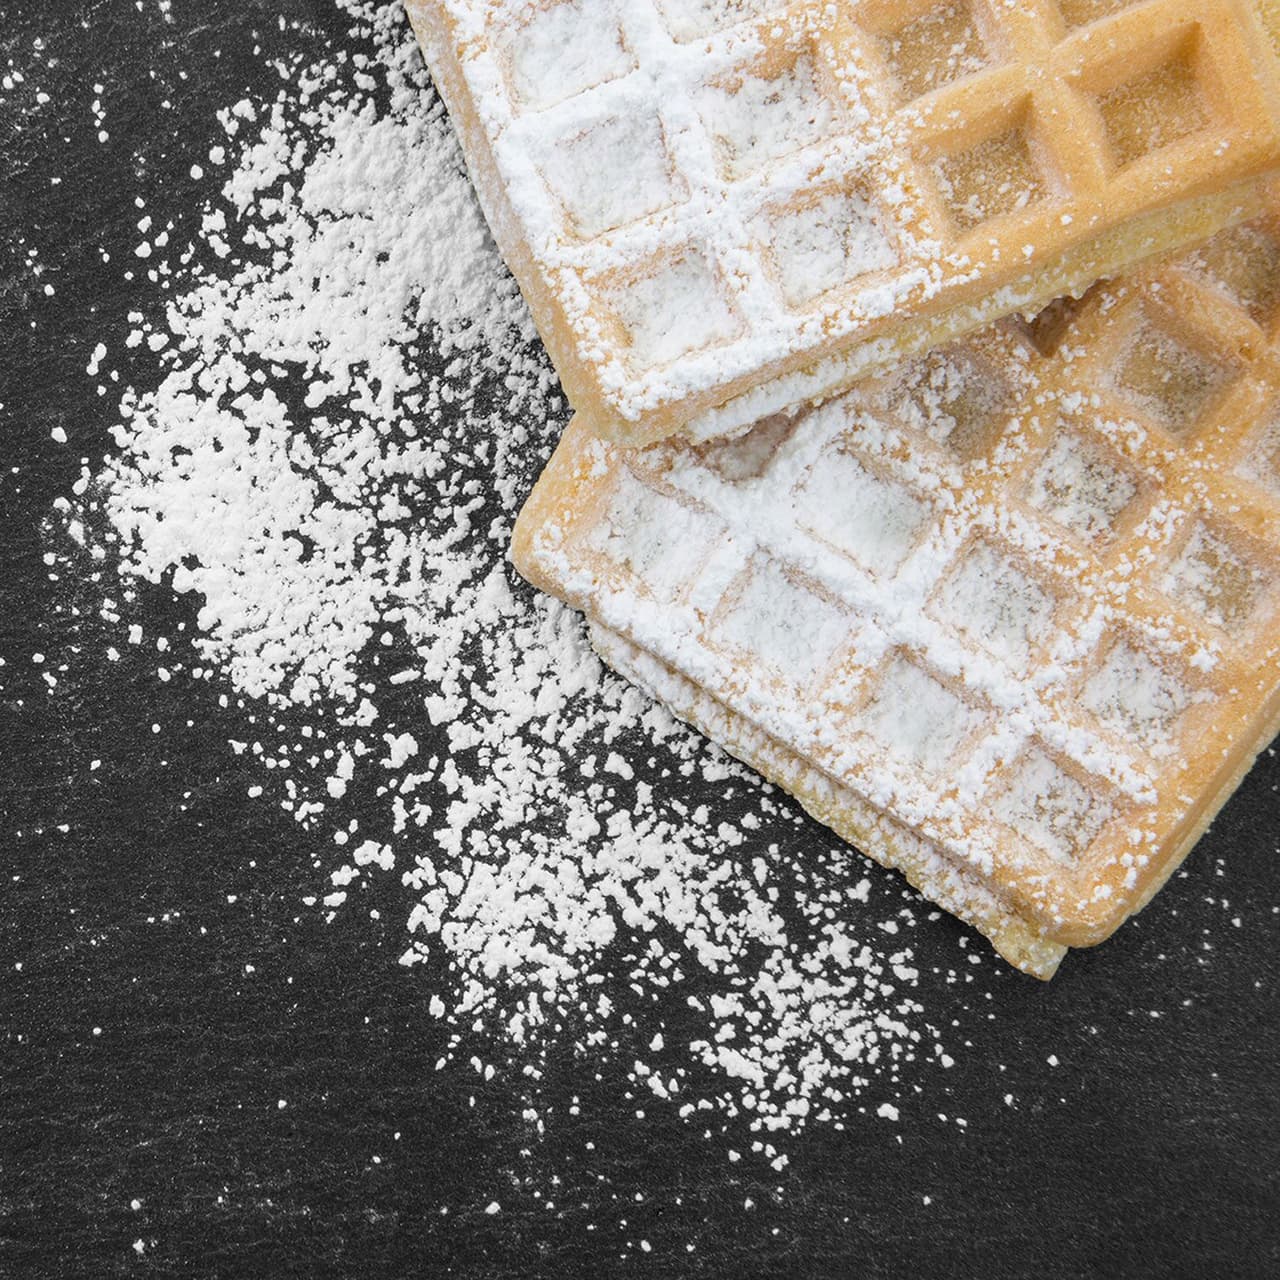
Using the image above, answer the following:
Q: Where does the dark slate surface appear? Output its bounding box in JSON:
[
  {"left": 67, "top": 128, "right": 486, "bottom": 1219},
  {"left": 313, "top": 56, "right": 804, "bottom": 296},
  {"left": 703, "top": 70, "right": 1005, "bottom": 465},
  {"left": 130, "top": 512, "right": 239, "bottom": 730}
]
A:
[{"left": 2, "top": 2, "right": 1278, "bottom": 1276}]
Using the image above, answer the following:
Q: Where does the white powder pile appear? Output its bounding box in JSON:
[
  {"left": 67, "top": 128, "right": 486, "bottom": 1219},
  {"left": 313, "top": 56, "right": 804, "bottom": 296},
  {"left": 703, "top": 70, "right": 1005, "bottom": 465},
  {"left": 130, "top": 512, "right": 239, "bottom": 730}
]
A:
[{"left": 67, "top": 0, "right": 955, "bottom": 1159}]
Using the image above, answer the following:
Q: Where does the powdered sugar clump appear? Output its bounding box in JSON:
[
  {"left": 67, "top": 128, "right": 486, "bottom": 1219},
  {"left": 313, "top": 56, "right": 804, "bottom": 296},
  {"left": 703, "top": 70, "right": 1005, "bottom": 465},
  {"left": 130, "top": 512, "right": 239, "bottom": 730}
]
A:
[{"left": 69, "top": 0, "right": 952, "bottom": 1157}]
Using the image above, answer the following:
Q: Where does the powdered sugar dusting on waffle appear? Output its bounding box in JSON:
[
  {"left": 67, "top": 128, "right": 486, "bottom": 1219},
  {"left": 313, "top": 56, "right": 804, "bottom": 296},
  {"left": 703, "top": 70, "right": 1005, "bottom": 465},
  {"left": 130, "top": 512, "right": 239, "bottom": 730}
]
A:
[
  {"left": 1082, "top": 639, "right": 1206, "bottom": 758},
  {"left": 794, "top": 446, "right": 930, "bottom": 574},
  {"left": 931, "top": 540, "right": 1057, "bottom": 677},
  {"left": 411, "top": 0, "right": 1280, "bottom": 438},
  {"left": 713, "top": 556, "right": 853, "bottom": 685},
  {"left": 516, "top": 214, "right": 1280, "bottom": 960},
  {"left": 657, "top": 0, "right": 781, "bottom": 42},
  {"left": 992, "top": 748, "right": 1114, "bottom": 866},
  {"left": 1026, "top": 428, "right": 1141, "bottom": 547},
  {"left": 587, "top": 469, "right": 725, "bottom": 599},
  {"left": 1160, "top": 521, "right": 1280, "bottom": 633},
  {"left": 851, "top": 653, "right": 983, "bottom": 784},
  {"left": 764, "top": 187, "right": 900, "bottom": 308},
  {"left": 610, "top": 248, "right": 743, "bottom": 367},
  {"left": 499, "top": 2, "right": 634, "bottom": 110}
]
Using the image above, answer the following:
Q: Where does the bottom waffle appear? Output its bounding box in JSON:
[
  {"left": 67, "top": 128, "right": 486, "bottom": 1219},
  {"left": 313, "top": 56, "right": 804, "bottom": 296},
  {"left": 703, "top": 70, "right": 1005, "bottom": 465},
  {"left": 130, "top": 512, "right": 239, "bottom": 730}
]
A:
[
  {"left": 513, "top": 214, "right": 1280, "bottom": 976},
  {"left": 592, "top": 624, "right": 1068, "bottom": 978}
]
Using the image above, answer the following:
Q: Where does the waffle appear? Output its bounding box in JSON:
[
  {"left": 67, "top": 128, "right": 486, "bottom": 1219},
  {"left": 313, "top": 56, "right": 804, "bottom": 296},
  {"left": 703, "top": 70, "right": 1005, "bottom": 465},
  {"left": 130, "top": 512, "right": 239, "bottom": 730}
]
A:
[
  {"left": 512, "top": 211, "right": 1280, "bottom": 977},
  {"left": 408, "top": 0, "right": 1280, "bottom": 445}
]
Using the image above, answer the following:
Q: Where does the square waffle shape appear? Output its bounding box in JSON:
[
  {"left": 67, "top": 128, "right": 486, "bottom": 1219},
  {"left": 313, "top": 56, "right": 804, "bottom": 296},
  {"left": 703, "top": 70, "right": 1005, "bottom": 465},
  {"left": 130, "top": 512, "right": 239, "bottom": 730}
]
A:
[
  {"left": 409, "top": 0, "right": 1280, "bottom": 444},
  {"left": 512, "top": 211, "right": 1280, "bottom": 977}
]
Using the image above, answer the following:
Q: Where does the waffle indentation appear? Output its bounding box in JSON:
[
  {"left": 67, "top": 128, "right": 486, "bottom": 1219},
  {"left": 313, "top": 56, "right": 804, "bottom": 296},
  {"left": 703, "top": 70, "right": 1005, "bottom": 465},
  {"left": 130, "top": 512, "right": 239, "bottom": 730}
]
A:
[
  {"left": 1058, "top": 0, "right": 1132, "bottom": 28},
  {"left": 610, "top": 249, "right": 741, "bottom": 369},
  {"left": 712, "top": 558, "right": 851, "bottom": 685},
  {"left": 1160, "top": 521, "right": 1279, "bottom": 633},
  {"left": 1082, "top": 638, "right": 1196, "bottom": 757},
  {"left": 852, "top": 654, "right": 984, "bottom": 782},
  {"left": 1183, "top": 222, "right": 1280, "bottom": 331},
  {"left": 765, "top": 186, "right": 899, "bottom": 308},
  {"left": 1237, "top": 407, "right": 1280, "bottom": 500},
  {"left": 877, "top": 1, "right": 994, "bottom": 103},
  {"left": 500, "top": 2, "right": 633, "bottom": 111},
  {"left": 1097, "top": 37, "right": 1209, "bottom": 168},
  {"left": 1109, "top": 308, "right": 1234, "bottom": 436},
  {"left": 794, "top": 448, "right": 931, "bottom": 575},
  {"left": 544, "top": 113, "right": 676, "bottom": 239},
  {"left": 1025, "top": 428, "right": 1140, "bottom": 546},
  {"left": 931, "top": 541, "right": 1057, "bottom": 674},
  {"left": 933, "top": 106, "right": 1049, "bottom": 234},
  {"left": 587, "top": 474, "right": 719, "bottom": 602},
  {"left": 993, "top": 747, "right": 1114, "bottom": 864},
  {"left": 703, "top": 49, "right": 837, "bottom": 181},
  {"left": 882, "top": 342, "right": 1017, "bottom": 461}
]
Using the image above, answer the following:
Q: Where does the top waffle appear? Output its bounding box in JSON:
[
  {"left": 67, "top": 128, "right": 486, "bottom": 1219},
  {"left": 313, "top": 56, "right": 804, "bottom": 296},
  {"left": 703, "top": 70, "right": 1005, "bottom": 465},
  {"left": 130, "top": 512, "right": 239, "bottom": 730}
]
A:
[
  {"left": 408, "top": 0, "right": 1280, "bottom": 443},
  {"left": 512, "top": 208, "right": 1280, "bottom": 974}
]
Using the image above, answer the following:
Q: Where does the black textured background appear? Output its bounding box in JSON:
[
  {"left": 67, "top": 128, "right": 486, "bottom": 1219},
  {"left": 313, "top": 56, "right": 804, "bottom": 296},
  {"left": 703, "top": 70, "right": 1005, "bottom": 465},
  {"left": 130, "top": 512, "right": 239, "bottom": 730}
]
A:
[{"left": 2, "top": 2, "right": 1278, "bottom": 1276}]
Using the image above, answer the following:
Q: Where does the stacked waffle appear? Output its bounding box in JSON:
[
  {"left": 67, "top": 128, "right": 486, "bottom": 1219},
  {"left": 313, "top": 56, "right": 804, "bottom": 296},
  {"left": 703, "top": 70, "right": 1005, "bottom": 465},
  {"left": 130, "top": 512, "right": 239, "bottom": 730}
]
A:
[{"left": 408, "top": 0, "right": 1280, "bottom": 976}]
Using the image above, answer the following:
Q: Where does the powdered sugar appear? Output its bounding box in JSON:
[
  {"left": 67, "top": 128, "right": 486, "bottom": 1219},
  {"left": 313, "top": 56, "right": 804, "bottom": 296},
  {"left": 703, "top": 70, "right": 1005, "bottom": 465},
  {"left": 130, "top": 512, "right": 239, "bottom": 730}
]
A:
[{"left": 66, "top": 0, "right": 950, "bottom": 1156}]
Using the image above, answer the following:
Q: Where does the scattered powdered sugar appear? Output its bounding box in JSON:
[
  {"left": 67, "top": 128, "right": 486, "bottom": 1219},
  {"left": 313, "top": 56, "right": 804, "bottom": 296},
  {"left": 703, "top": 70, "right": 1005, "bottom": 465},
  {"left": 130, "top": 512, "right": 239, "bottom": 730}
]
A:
[{"left": 61, "top": 0, "right": 960, "bottom": 1159}]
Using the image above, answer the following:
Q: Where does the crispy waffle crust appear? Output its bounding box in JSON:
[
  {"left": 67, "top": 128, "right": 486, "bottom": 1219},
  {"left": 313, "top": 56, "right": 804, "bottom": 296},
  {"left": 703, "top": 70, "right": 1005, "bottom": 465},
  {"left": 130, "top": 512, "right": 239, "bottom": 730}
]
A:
[
  {"left": 512, "top": 213, "right": 1280, "bottom": 974},
  {"left": 409, "top": 0, "right": 1280, "bottom": 444}
]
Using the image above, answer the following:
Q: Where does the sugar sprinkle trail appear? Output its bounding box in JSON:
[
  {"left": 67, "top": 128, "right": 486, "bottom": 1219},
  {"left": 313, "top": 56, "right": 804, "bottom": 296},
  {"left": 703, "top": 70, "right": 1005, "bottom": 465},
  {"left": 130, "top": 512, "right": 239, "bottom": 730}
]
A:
[{"left": 57, "top": 0, "right": 961, "bottom": 1161}]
